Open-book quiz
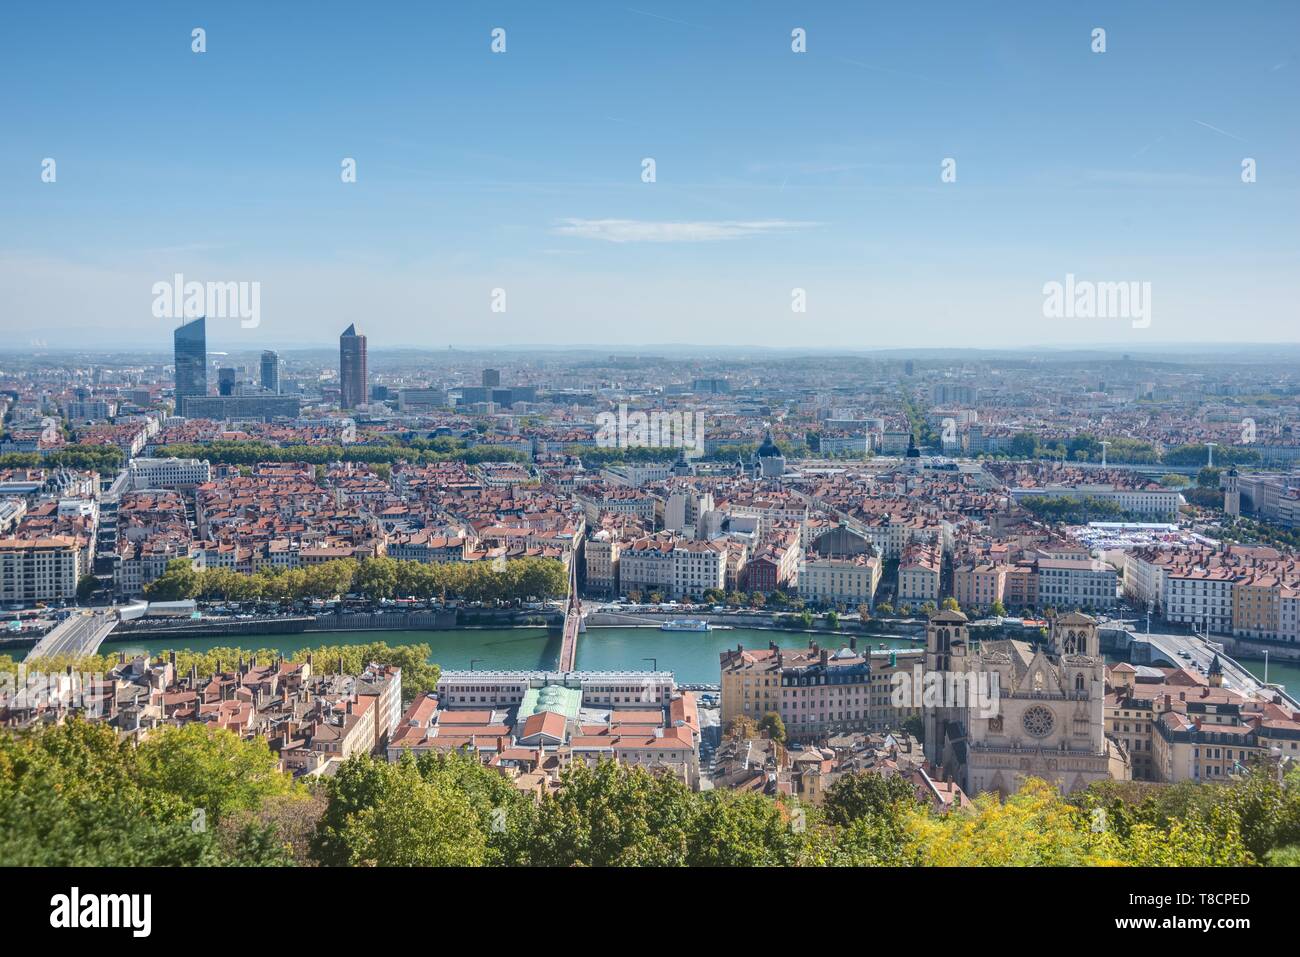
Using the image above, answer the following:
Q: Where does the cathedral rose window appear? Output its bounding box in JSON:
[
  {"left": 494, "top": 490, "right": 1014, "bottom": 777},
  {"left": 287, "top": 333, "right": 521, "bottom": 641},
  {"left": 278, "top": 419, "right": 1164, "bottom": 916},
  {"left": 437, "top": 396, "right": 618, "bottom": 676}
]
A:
[{"left": 1022, "top": 705, "right": 1055, "bottom": 738}]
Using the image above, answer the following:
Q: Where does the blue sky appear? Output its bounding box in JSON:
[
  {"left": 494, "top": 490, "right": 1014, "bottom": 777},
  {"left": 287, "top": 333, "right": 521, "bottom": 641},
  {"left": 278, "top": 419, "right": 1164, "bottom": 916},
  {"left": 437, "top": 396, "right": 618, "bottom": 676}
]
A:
[{"left": 1, "top": 1, "right": 1296, "bottom": 351}]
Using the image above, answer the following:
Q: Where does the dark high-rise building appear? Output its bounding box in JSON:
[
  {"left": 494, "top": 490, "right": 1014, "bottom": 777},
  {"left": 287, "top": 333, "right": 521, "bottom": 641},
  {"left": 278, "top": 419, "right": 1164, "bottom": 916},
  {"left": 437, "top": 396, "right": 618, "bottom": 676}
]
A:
[
  {"left": 482, "top": 368, "right": 501, "bottom": 388},
  {"left": 173, "top": 317, "right": 207, "bottom": 415},
  {"left": 218, "top": 367, "right": 236, "bottom": 396},
  {"left": 260, "top": 350, "right": 280, "bottom": 394},
  {"left": 339, "top": 323, "right": 367, "bottom": 409}
]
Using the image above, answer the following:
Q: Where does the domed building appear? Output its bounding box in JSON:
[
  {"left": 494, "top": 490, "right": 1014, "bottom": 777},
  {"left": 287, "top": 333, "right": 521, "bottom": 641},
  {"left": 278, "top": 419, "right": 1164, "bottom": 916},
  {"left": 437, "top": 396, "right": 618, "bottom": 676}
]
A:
[
  {"left": 752, "top": 431, "right": 786, "bottom": 478},
  {"left": 905, "top": 432, "right": 922, "bottom": 474}
]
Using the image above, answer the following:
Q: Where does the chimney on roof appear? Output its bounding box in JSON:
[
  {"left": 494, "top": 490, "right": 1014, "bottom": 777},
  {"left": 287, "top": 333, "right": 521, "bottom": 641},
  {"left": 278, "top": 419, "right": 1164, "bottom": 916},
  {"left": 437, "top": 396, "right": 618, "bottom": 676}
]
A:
[{"left": 820, "top": 649, "right": 829, "bottom": 667}]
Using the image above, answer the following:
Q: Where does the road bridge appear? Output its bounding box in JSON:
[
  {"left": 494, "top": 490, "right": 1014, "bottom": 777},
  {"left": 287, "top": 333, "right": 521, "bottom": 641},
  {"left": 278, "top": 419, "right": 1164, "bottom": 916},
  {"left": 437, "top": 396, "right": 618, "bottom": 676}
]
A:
[{"left": 26, "top": 610, "right": 119, "bottom": 661}]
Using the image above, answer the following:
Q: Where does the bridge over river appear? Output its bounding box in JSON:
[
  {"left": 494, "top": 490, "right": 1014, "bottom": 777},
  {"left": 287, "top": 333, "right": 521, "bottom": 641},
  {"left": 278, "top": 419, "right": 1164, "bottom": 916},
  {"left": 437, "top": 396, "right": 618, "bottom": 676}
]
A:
[{"left": 25, "top": 610, "right": 119, "bottom": 661}]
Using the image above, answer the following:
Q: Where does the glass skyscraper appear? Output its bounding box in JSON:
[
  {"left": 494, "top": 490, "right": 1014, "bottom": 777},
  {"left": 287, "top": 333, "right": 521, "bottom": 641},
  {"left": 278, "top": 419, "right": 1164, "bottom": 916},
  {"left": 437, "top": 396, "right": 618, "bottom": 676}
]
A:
[
  {"left": 173, "top": 317, "right": 207, "bottom": 415},
  {"left": 260, "top": 350, "right": 280, "bottom": 394},
  {"left": 339, "top": 323, "right": 367, "bottom": 409}
]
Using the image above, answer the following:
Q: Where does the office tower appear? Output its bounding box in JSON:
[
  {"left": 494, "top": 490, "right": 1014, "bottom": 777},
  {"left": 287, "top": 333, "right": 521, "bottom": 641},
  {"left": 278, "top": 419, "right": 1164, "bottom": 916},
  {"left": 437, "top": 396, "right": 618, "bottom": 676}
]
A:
[
  {"left": 260, "top": 350, "right": 280, "bottom": 394},
  {"left": 482, "top": 368, "right": 501, "bottom": 388},
  {"left": 218, "top": 367, "right": 236, "bottom": 396},
  {"left": 173, "top": 317, "right": 207, "bottom": 415},
  {"left": 340, "top": 323, "right": 367, "bottom": 409}
]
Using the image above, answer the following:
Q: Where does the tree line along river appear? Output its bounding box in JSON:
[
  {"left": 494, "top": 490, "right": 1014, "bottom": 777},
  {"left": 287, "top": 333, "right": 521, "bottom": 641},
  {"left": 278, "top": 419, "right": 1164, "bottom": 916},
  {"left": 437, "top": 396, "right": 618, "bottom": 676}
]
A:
[
  {"left": 102, "top": 626, "right": 920, "bottom": 685},
  {"left": 101, "top": 625, "right": 1300, "bottom": 692}
]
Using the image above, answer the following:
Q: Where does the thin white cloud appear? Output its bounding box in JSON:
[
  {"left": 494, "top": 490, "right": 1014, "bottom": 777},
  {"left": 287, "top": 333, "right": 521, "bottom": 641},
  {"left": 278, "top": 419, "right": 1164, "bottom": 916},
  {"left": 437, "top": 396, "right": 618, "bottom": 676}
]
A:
[
  {"left": 1194, "top": 119, "right": 1247, "bottom": 143},
  {"left": 552, "top": 218, "right": 815, "bottom": 243}
]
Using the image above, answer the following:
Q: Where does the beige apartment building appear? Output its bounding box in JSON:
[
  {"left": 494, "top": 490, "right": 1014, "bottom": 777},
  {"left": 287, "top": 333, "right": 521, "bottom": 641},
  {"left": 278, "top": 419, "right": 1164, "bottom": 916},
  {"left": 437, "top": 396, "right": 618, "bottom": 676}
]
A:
[
  {"left": 799, "top": 552, "right": 881, "bottom": 607},
  {"left": 0, "top": 535, "right": 82, "bottom": 605},
  {"left": 897, "top": 542, "right": 941, "bottom": 604},
  {"left": 1107, "top": 660, "right": 1300, "bottom": 783},
  {"left": 720, "top": 639, "right": 876, "bottom": 741},
  {"left": 952, "top": 562, "right": 1008, "bottom": 612}
]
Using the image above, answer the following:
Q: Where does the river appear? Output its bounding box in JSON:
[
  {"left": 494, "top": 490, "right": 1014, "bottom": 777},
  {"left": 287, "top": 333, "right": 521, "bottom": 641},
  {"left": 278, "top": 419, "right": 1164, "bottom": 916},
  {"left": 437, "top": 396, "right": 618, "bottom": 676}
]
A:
[
  {"left": 102, "top": 625, "right": 923, "bottom": 685},
  {"left": 101, "top": 624, "right": 1300, "bottom": 692}
]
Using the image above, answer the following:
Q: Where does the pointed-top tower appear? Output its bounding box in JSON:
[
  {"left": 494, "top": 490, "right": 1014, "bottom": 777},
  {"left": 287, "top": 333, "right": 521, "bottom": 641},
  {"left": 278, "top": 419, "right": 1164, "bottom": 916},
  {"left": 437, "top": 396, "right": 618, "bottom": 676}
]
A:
[
  {"left": 340, "top": 323, "right": 368, "bottom": 409},
  {"left": 1208, "top": 653, "right": 1224, "bottom": 688}
]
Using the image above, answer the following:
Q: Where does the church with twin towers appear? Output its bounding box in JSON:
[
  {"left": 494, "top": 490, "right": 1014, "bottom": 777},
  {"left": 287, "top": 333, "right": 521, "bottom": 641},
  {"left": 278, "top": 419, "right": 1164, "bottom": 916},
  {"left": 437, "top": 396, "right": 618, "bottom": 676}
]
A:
[{"left": 923, "top": 609, "right": 1129, "bottom": 797}]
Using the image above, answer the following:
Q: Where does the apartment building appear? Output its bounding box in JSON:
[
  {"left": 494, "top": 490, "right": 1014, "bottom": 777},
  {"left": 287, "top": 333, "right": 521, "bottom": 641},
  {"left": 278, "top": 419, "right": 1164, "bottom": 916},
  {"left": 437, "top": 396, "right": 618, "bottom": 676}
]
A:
[
  {"left": 744, "top": 535, "right": 800, "bottom": 594},
  {"left": 898, "top": 542, "right": 941, "bottom": 604},
  {"left": 619, "top": 535, "right": 675, "bottom": 597},
  {"left": 0, "top": 536, "right": 82, "bottom": 605},
  {"left": 583, "top": 532, "right": 622, "bottom": 598},
  {"left": 952, "top": 562, "right": 1008, "bottom": 611},
  {"left": 1107, "top": 660, "right": 1300, "bottom": 783},
  {"left": 128, "top": 457, "right": 212, "bottom": 491},
  {"left": 799, "top": 552, "right": 881, "bottom": 607},
  {"left": 720, "top": 639, "right": 875, "bottom": 741},
  {"left": 1035, "top": 556, "right": 1118, "bottom": 611},
  {"left": 671, "top": 540, "right": 727, "bottom": 598},
  {"left": 1010, "top": 484, "right": 1182, "bottom": 521}
]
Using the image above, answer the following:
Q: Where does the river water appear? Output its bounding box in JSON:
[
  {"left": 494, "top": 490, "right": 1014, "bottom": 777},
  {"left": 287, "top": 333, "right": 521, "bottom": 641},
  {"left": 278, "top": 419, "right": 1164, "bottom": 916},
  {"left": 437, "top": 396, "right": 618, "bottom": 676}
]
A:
[
  {"left": 103, "top": 625, "right": 922, "bottom": 685},
  {"left": 101, "top": 624, "right": 1300, "bottom": 692}
]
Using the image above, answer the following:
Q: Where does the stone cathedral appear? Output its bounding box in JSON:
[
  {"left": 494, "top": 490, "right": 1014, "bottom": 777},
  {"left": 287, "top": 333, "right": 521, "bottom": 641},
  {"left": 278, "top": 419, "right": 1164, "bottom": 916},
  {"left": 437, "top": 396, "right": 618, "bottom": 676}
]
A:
[{"left": 923, "top": 609, "right": 1130, "bottom": 797}]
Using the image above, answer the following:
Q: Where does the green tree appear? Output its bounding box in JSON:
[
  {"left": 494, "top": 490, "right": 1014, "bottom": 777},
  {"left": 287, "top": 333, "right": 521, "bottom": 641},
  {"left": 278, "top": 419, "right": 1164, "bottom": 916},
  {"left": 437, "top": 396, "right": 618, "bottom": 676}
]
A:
[
  {"left": 75, "top": 574, "right": 98, "bottom": 602},
  {"left": 823, "top": 771, "right": 921, "bottom": 827},
  {"left": 136, "top": 723, "right": 294, "bottom": 824},
  {"left": 339, "top": 758, "right": 487, "bottom": 866},
  {"left": 354, "top": 557, "right": 399, "bottom": 602},
  {"left": 758, "top": 711, "right": 787, "bottom": 744},
  {"left": 531, "top": 760, "right": 695, "bottom": 866},
  {"left": 144, "top": 557, "right": 200, "bottom": 601},
  {"left": 686, "top": 791, "right": 805, "bottom": 866}
]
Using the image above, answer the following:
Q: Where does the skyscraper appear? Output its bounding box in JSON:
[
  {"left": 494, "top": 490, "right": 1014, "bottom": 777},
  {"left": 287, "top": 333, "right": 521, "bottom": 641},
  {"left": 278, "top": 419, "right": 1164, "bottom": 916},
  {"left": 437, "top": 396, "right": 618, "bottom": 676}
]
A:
[
  {"left": 218, "top": 367, "right": 236, "bottom": 396},
  {"left": 260, "top": 350, "right": 280, "bottom": 394},
  {"left": 173, "top": 317, "right": 207, "bottom": 415},
  {"left": 340, "top": 323, "right": 367, "bottom": 409},
  {"left": 482, "top": 368, "right": 501, "bottom": 388}
]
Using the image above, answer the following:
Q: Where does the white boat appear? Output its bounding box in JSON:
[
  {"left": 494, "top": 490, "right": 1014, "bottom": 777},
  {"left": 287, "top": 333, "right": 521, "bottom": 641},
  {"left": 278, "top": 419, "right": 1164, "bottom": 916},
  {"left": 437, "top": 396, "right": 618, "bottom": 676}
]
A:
[{"left": 660, "top": 618, "right": 711, "bottom": 632}]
